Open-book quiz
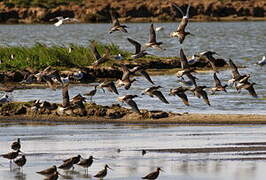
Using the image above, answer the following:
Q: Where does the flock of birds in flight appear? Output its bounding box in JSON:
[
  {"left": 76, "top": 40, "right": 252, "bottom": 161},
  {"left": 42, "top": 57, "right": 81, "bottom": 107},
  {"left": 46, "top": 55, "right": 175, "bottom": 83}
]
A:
[{"left": 0, "top": 3, "right": 265, "bottom": 180}]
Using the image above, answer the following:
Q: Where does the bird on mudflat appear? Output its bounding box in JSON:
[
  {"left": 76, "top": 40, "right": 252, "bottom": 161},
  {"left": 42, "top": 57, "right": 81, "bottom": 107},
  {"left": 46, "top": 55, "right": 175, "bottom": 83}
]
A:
[
  {"left": 142, "top": 167, "right": 163, "bottom": 180},
  {"left": 109, "top": 13, "right": 128, "bottom": 34},
  {"left": 170, "top": 3, "right": 192, "bottom": 44},
  {"left": 190, "top": 86, "right": 210, "bottom": 106},
  {"left": 77, "top": 156, "right": 95, "bottom": 174},
  {"left": 0, "top": 94, "right": 12, "bottom": 104},
  {"left": 169, "top": 87, "right": 190, "bottom": 106},
  {"left": 84, "top": 85, "right": 98, "bottom": 101},
  {"left": 142, "top": 86, "right": 169, "bottom": 104},
  {"left": 145, "top": 24, "right": 164, "bottom": 50},
  {"left": 91, "top": 41, "right": 110, "bottom": 66},
  {"left": 11, "top": 138, "right": 21, "bottom": 151},
  {"left": 99, "top": 81, "right": 119, "bottom": 95},
  {"left": 117, "top": 95, "right": 141, "bottom": 114},
  {"left": 127, "top": 38, "right": 148, "bottom": 59},
  {"left": 14, "top": 155, "right": 26, "bottom": 172},
  {"left": 94, "top": 164, "right": 112, "bottom": 179},
  {"left": 210, "top": 73, "right": 228, "bottom": 94},
  {"left": 37, "top": 165, "right": 57, "bottom": 176}
]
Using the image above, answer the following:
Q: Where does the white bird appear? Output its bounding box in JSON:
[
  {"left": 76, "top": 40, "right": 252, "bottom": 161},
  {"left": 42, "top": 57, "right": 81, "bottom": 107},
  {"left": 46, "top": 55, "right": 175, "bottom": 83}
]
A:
[
  {"left": 52, "top": 17, "right": 78, "bottom": 27},
  {"left": 255, "top": 56, "right": 266, "bottom": 66},
  {"left": 155, "top": 26, "right": 164, "bottom": 32},
  {"left": 113, "top": 54, "right": 124, "bottom": 60},
  {"left": 73, "top": 71, "right": 84, "bottom": 80}
]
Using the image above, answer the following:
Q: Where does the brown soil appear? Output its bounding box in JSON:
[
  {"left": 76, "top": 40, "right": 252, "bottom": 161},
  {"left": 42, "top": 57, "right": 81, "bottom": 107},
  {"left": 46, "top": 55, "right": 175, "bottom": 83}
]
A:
[{"left": 0, "top": 0, "right": 265, "bottom": 24}]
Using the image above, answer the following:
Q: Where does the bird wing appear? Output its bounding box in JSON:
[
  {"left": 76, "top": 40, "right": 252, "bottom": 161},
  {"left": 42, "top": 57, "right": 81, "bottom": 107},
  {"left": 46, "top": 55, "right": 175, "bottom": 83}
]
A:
[
  {"left": 213, "top": 73, "right": 222, "bottom": 87},
  {"left": 120, "top": 65, "right": 131, "bottom": 81},
  {"left": 177, "top": 92, "right": 189, "bottom": 106},
  {"left": 228, "top": 59, "right": 241, "bottom": 79},
  {"left": 90, "top": 41, "right": 101, "bottom": 60},
  {"left": 108, "top": 82, "right": 119, "bottom": 95},
  {"left": 206, "top": 56, "right": 217, "bottom": 72},
  {"left": 112, "top": 17, "right": 120, "bottom": 26},
  {"left": 149, "top": 24, "right": 157, "bottom": 43},
  {"left": 185, "top": 73, "right": 197, "bottom": 87},
  {"left": 201, "top": 90, "right": 210, "bottom": 106},
  {"left": 127, "top": 38, "right": 141, "bottom": 54},
  {"left": 125, "top": 99, "right": 141, "bottom": 114},
  {"left": 180, "top": 48, "right": 190, "bottom": 69},
  {"left": 246, "top": 84, "right": 258, "bottom": 98},
  {"left": 140, "top": 70, "right": 154, "bottom": 84},
  {"left": 152, "top": 90, "right": 169, "bottom": 104},
  {"left": 177, "top": 17, "right": 188, "bottom": 32}
]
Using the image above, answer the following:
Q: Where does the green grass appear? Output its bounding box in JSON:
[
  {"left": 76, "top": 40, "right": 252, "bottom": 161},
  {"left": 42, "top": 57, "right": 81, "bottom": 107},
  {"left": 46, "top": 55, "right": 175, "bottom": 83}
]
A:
[{"left": 0, "top": 42, "right": 131, "bottom": 70}]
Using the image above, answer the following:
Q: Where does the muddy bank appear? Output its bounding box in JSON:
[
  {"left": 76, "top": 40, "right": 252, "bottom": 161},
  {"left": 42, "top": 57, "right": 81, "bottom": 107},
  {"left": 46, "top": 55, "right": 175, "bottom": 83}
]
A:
[
  {"left": 0, "top": 0, "right": 265, "bottom": 24},
  {"left": 0, "top": 102, "right": 266, "bottom": 125},
  {"left": 0, "top": 57, "right": 227, "bottom": 84}
]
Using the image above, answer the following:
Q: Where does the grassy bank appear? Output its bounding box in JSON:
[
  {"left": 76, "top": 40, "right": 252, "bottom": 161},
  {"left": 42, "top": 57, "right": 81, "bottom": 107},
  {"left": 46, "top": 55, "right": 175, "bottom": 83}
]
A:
[{"left": 0, "top": 42, "right": 130, "bottom": 70}]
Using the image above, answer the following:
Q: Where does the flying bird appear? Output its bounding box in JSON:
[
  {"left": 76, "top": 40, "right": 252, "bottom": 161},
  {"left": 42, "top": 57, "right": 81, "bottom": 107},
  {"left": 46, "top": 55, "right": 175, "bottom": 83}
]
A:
[
  {"left": 91, "top": 41, "right": 110, "bottom": 66},
  {"left": 210, "top": 73, "right": 228, "bottom": 94},
  {"left": 142, "top": 86, "right": 169, "bottom": 104},
  {"left": 169, "top": 87, "right": 190, "bottom": 106},
  {"left": 109, "top": 13, "right": 128, "bottom": 34},
  {"left": 145, "top": 24, "right": 164, "bottom": 50},
  {"left": 190, "top": 86, "right": 211, "bottom": 106},
  {"left": 127, "top": 38, "right": 148, "bottom": 59},
  {"left": 170, "top": 4, "right": 192, "bottom": 44},
  {"left": 117, "top": 95, "right": 141, "bottom": 114}
]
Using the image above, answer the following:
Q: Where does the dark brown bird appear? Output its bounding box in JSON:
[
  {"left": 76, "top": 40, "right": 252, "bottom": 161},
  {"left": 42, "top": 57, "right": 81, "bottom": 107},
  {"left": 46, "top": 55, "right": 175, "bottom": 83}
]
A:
[
  {"left": 84, "top": 85, "right": 97, "bottom": 101},
  {"left": 58, "top": 160, "right": 74, "bottom": 171},
  {"left": 228, "top": 59, "right": 250, "bottom": 86},
  {"left": 236, "top": 80, "right": 258, "bottom": 98},
  {"left": 117, "top": 95, "right": 141, "bottom": 114},
  {"left": 63, "top": 154, "right": 81, "bottom": 164},
  {"left": 94, "top": 164, "right": 112, "bottom": 179},
  {"left": 37, "top": 165, "right": 57, "bottom": 176},
  {"left": 197, "top": 51, "right": 219, "bottom": 72},
  {"left": 14, "top": 155, "right": 26, "bottom": 172},
  {"left": 44, "top": 171, "right": 59, "bottom": 180},
  {"left": 170, "top": 3, "right": 192, "bottom": 44},
  {"left": 169, "top": 87, "right": 190, "bottom": 106},
  {"left": 99, "top": 81, "right": 119, "bottom": 95},
  {"left": 91, "top": 41, "right": 110, "bottom": 66},
  {"left": 1, "top": 150, "right": 20, "bottom": 167},
  {"left": 145, "top": 24, "right": 164, "bottom": 50},
  {"left": 77, "top": 156, "right": 94, "bottom": 174},
  {"left": 142, "top": 86, "right": 169, "bottom": 104},
  {"left": 210, "top": 73, "right": 228, "bottom": 94},
  {"left": 142, "top": 167, "right": 163, "bottom": 179},
  {"left": 176, "top": 49, "right": 198, "bottom": 86},
  {"left": 109, "top": 12, "right": 128, "bottom": 34},
  {"left": 71, "top": 94, "right": 86, "bottom": 105},
  {"left": 127, "top": 38, "right": 148, "bottom": 59},
  {"left": 11, "top": 138, "right": 21, "bottom": 151},
  {"left": 191, "top": 86, "right": 210, "bottom": 106},
  {"left": 62, "top": 84, "right": 70, "bottom": 108}
]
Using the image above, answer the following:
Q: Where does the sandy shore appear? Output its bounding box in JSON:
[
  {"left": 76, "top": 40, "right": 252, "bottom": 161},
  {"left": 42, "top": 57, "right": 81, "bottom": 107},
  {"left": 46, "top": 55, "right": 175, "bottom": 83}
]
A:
[{"left": 0, "top": 113, "right": 266, "bottom": 125}]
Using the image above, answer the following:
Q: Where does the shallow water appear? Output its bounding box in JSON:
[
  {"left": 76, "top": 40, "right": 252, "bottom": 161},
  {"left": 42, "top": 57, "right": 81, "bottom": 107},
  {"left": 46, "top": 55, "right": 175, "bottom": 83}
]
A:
[
  {"left": 1, "top": 124, "right": 266, "bottom": 180},
  {"left": 0, "top": 22, "right": 266, "bottom": 114}
]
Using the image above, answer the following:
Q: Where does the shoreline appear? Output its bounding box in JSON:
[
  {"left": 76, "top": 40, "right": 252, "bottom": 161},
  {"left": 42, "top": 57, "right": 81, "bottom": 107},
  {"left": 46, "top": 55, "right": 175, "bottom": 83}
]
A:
[{"left": 1, "top": 113, "right": 266, "bottom": 125}]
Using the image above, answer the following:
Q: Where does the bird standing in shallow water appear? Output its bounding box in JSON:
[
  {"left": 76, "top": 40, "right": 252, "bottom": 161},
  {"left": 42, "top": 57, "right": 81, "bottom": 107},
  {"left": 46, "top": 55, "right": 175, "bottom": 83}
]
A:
[
  {"left": 11, "top": 138, "right": 21, "bottom": 151},
  {"left": 94, "top": 164, "right": 112, "bottom": 179},
  {"left": 44, "top": 171, "right": 59, "bottom": 180},
  {"left": 14, "top": 155, "right": 26, "bottom": 172},
  {"left": 255, "top": 56, "right": 266, "bottom": 66},
  {"left": 77, "top": 155, "right": 95, "bottom": 174},
  {"left": 170, "top": 3, "right": 192, "bottom": 44},
  {"left": 142, "top": 167, "right": 163, "bottom": 179},
  {"left": 1, "top": 150, "right": 21, "bottom": 168},
  {"left": 37, "top": 165, "right": 57, "bottom": 176}
]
